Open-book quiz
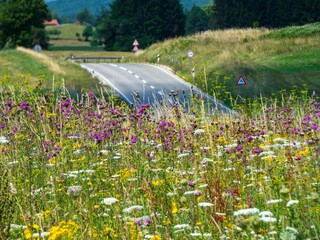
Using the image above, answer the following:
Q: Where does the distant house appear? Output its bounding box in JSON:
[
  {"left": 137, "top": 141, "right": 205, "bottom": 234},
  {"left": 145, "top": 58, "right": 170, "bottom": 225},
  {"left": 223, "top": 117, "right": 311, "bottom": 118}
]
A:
[{"left": 44, "top": 19, "right": 59, "bottom": 26}]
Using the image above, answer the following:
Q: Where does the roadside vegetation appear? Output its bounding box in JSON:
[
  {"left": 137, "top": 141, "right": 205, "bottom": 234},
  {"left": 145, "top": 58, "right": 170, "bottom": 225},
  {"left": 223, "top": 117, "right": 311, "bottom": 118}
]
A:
[{"left": 0, "top": 78, "right": 319, "bottom": 239}]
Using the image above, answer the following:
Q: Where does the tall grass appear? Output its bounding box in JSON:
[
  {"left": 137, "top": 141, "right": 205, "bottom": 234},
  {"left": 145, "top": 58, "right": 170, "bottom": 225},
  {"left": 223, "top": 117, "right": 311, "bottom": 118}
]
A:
[{"left": 0, "top": 80, "right": 319, "bottom": 239}]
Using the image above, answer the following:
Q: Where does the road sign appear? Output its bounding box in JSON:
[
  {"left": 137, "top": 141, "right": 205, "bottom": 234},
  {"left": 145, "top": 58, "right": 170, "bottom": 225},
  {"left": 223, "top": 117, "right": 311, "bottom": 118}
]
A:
[
  {"left": 237, "top": 76, "right": 247, "bottom": 86},
  {"left": 34, "top": 44, "right": 41, "bottom": 52},
  {"left": 133, "top": 39, "right": 139, "bottom": 46},
  {"left": 187, "top": 50, "right": 194, "bottom": 58},
  {"left": 133, "top": 46, "right": 139, "bottom": 52}
]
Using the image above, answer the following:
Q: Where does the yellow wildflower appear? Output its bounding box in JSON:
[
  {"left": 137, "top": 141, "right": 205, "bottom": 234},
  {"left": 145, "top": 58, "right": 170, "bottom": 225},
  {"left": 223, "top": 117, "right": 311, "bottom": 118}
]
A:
[
  {"left": 151, "top": 234, "right": 161, "bottom": 240},
  {"left": 172, "top": 202, "right": 178, "bottom": 214},
  {"left": 24, "top": 228, "right": 32, "bottom": 240},
  {"left": 33, "top": 224, "right": 40, "bottom": 230}
]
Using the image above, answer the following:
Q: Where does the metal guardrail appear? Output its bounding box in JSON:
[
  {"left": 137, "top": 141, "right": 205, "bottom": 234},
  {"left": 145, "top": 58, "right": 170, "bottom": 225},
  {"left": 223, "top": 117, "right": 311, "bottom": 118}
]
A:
[{"left": 65, "top": 56, "right": 124, "bottom": 62}]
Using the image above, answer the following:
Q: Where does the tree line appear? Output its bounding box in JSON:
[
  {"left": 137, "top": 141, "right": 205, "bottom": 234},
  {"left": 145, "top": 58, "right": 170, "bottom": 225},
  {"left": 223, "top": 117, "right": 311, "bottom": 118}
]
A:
[{"left": 0, "top": 0, "right": 319, "bottom": 50}]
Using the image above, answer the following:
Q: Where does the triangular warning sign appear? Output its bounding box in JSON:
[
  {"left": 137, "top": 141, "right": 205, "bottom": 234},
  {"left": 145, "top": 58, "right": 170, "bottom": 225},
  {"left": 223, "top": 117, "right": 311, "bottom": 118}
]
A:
[
  {"left": 237, "top": 76, "right": 247, "bottom": 86},
  {"left": 133, "top": 46, "right": 139, "bottom": 52},
  {"left": 133, "top": 39, "right": 139, "bottom": 46}
]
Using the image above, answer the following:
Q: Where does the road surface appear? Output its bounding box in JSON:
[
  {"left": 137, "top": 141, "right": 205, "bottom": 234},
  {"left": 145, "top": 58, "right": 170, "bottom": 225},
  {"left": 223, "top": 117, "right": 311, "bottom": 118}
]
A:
[{"left": 81, "top": 63, "right": 232, "bottom": 114}]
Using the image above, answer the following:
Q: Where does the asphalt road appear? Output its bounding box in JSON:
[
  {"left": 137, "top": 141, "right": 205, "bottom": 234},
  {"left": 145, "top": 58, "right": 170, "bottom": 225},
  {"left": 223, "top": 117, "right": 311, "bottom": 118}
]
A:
[{"left": 81, "top": 63, "right": 232, "bottom": 114}]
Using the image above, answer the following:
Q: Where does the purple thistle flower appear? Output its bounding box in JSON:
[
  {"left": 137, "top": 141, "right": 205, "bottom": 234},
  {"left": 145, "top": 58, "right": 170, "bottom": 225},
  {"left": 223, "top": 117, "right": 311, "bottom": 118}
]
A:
[
  {"left": 252, "top": 148, "right": 262, "bottom": 154},
  {"left": 87, "top": 92, "right": 95, "bottom": 99},
  {"left": 136, "top": 219, "right": 143, "bottom": 226},
  {"left": 20, "top": 102, "right": 28, "bottom": 110},
  {"left": 144, "top": 217, "right": 151, "bottom": 226},
  {"left": 295, "top": 156, "right": 302, "bottom": 161},
  {"left": 236, "top": 145, "right": 243, "bottom": 152},
  {"left": 188, "top": 181, "right": 195, "bottom": 187},
  {"left": 246, "top": 136, "right": 253, "bottom": 142},
  {"left": 6, "top": 100, "right": 13, "bottom": 107}
]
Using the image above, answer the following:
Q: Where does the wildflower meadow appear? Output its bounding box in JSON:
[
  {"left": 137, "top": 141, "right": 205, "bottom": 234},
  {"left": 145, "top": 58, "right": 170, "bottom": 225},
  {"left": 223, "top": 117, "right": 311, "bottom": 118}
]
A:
[{"left": 0, "top": 82, "right": 319, "bottom": 239}]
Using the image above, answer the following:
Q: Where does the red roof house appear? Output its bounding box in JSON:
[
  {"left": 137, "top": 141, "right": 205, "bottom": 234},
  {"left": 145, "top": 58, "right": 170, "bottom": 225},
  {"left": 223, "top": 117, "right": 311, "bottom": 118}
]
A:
[{"left": 44, "top": 19, "right": 59, "bottom": 26}]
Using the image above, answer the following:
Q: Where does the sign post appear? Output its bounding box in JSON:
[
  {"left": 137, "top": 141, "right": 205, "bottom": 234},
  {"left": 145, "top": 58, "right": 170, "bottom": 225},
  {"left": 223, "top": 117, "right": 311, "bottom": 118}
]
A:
[
  {"left": 188, "top": 50, "right": 194, "bottom": 77},
  {"left": 132, "top": 39, "right": 139, "bottom": 52},
  {"left": 236, "top": 75, "right": 247, "bottom": 100}
]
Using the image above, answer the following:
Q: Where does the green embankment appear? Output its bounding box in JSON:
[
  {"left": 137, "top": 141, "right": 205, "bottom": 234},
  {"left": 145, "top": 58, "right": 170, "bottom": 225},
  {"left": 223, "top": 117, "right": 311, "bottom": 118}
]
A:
[{"left": 139, "top": 23, "right": 320, "bottom": 100}]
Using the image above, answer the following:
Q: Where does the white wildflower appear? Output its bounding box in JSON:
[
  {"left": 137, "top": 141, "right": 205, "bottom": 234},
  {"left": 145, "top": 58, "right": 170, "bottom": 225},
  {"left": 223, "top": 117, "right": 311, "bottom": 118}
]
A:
[
  {"left": 215, "top": 212, "right": 226, "bottom": 216},
  {"left": 10, "top": 224, "right": 26, "bottom": 230},
  {"left": 33, "top": 232, "right": 50, "bottom": 238},
  {"left": 224, "top": 167, "right": 235, "bottom": 171},
  {"left": 273, "top": 138, "right": 288, "bottom": 144},
  {"left": 123, "top": 205, "right": 143, "bottom": 213},
  {"left": 260, "top": 217, "right": 277, "bottom": 223},
  {"left": 166, "top": 192, "right": 176, "bottom": 196},
  {"left": 0, "top": 136, "right": 9, "bottom": 144},
  {"left": 101, "top": 197, "right": 119, "bottom": 205},
  {"left": 285, "top": 226, "right": 299, "bottom": 234},
  {"left": 67, "top": 185, "right": 82, "bottom": 196},
  {"left": 259, "top": 211, "right": 273, "bottom": 217},
  {"left": 190, "top": 233, "right": 202, "bottom": 236},
  {"left": 198, "top": 202, "right": 214, "bottom": 207},
  {"left": 46, "top": 163, "right": 56, "bottom": 167},
  {"left": 194, "top": 129, "right": 205, "bottom": 135},
  {"left": 99, "top": 150, "right": 109, "bottom": 155},
  {"left": 8, "top": 160, "right": 18, "bottom": 166},
  {"left": 173, "top": 224, "right": 190, "bottom": 229},
  {"left": 286, "top": 200, "right": 299, "bottom": 207},
  {"left": 233, "top": 208, "right": 259, "bottom": 216},
  {"left": 177, "top": 153, "right": 189, "bottom": 158},
  {"left": 201, "top": 158, "right": 213, "bottom": 164},
  {"left": 266, "top": 199, "right": 283, "bottom": 204},
  {"left": 184, "top": 190, "right": 201, "bottom": 195},
  {"left": 144, "top": 235, "right": 155, "bottom": 239}
]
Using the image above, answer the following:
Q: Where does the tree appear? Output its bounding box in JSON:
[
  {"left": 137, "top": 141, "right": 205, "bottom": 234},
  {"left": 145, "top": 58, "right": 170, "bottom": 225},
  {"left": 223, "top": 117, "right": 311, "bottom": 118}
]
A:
[
  {"left": 76, "top": 8, "right": 94, "bottom": 25},
  {"left": 185, "top": 5, "right": 208, "bottom": 35},
  {"left": 0, "top": 0, "right": 51, "bottom": 49},
  {"left": 82, "top": 25, "right": 93, "bottom": 41},
  {"left": 214, "top": 0, "right": 320, "bottom": 29},
  {"left": 96, "top": 0, "right": 185, "bottom": 51}
]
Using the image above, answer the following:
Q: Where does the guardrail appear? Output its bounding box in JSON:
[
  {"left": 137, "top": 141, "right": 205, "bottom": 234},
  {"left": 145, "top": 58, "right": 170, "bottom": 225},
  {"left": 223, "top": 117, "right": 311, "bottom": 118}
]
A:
[{"left": 65, "top": 56, "right": 124, "bottom": 63}]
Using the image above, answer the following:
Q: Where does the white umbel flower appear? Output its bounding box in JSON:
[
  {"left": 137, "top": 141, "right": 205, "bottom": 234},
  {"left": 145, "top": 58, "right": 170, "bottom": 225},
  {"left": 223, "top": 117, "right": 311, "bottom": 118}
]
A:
[
  {"left": 233, "top": 208, "right": 259, "bottom": 216},
  {"left": 0, "top": 136, "right": 9, "bottom": 144},
  {"left": 198, "top": 202, "right": 214, "bottom": 207},
  {"left": 286, "top": 200, "right": 299, "bottom": 207},
  {"left": 194, "top": 129, "right": 205, "bottom": 135},
  {"left": 123, "top": 205, "right": 143, "bottom": 213},
  {"left": 67, "top": 185, "right": 82, "bottom": 196},
  {"left": 101, "top": 197, "right": 119, "bottom": 205}
]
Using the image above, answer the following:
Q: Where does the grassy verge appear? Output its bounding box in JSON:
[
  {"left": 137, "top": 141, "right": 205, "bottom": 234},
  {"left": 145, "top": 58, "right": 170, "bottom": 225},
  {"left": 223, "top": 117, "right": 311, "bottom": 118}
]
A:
[{"left": 0, "top": 48, "right": 108, "bottom": 97}]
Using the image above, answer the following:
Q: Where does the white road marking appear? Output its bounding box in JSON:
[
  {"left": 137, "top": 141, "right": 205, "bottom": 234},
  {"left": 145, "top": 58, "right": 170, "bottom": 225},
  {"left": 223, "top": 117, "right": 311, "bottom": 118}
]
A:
[
  {"left": 119, "top": 67, "right": 127, "bottom": 71},
  {"left": 142, "top": 80, "right": 147, "bottom": 84},
  {"left": 150, "top": 85, "right": 155, "bottom": 89},
  {"left": 135, "top": 75, "right": 140, "bottom": 79}
]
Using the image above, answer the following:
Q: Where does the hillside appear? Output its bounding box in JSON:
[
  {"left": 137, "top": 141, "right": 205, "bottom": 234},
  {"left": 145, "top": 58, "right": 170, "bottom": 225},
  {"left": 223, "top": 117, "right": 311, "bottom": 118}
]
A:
[
  {"left": 46, "top": 0, "right": 212, "bottom": 22},
  {"left": 139, "top": 22, "right": 320, "bottom": 101}
]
